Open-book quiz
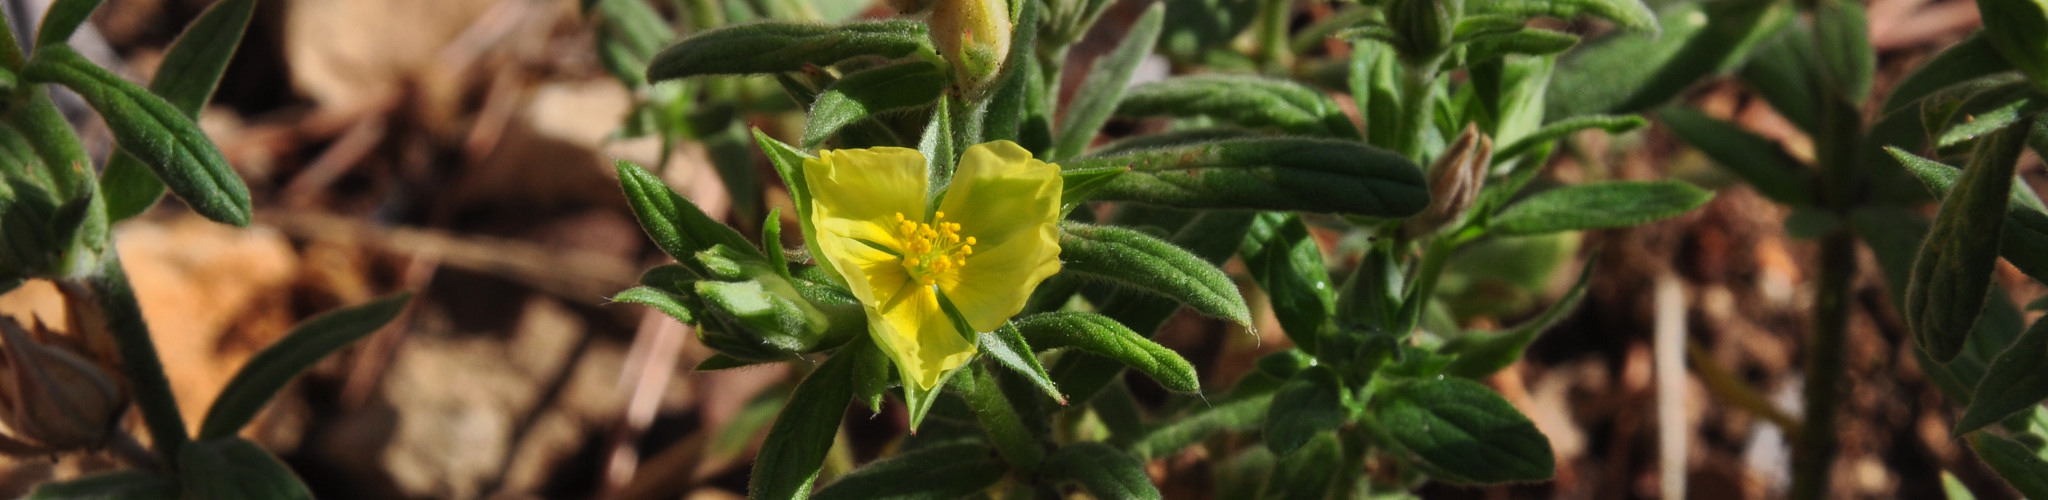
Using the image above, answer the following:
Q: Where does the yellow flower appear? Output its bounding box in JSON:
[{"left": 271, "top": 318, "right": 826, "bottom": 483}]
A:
[{"left": 804, "top": 141, "right": 1061, "bottom": 389}]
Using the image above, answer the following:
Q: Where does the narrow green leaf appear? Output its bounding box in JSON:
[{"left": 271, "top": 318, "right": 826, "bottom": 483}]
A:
[
  {"left": 24, "top": 470, "right": 177, "bottom": 500},
  {"left": 695, "top": 353, "right": 761, "bottom": 371},
  {"left": 750, "top": 350, "right": 856, "bottom": 500},
  {"left": 1547, "top": 0, "right": 1790, "bottom": 117},
  {"left": 1813, "top": 1, "right": 1875, "bottom": 103},
  {"left": 1738, "top": 27, "right": 1823, "bottom": 135},
  {"left": 961, "top": 364, "right": 1045, "bottom": 469},
  {"left": 980, "top": 324, "right": 1063, "bottom": 403},
  {"left": 1013, "top": 311, "right": 1199, "bottom": 393},
  {"left": 177, "top": 438, "right": 314, "bottom": 500},
  {"left": 1037, "top": 442, "right": 1161, "bottom": 500},
  {"left": 199, "top": 293, "right": 410, "bottom": 439},
  {"left": 1657, "top": 107, "right": 1813, "bottom": 205},
  {"left": 1052, "top": 2, "right": 1164, "bottom": 160},
  {"left": 615, "top": 159, "right": 762, "bottom": 273},
  {"left": 1944, "top": 471, "right": 1978, "bottom": 500},
  {"left": 802, "top": 62, "right": 944, "bottom": 149},
  {"left": 1968, "top": 432, "right": 2048, "bottom": 499},
  {"left": 1061, "top": 137, "right": 1430, "bottom": 217},
  {"left": 612, "top": 285, "right": 697, "bottom": 324},
  {"left": 646, "top": 20, "right": 930, "bottom": 81},
  {"left": 1114, "top": 75, "right": 1360, "bottom": 138},
  {"left": 1240, "top": 212, "right": 1333, "bottom": 353},
  {"left": 1471, "top": 0, "right": 1656, "bottom": 33},
  {"left": 1442, "top": 259, "right": 1594, "bottom": 378},
  {"left": 587, "top": 0, "right": 676, "bottom": 85},
  {"left": 1262, "top": 365, "right": 1349, "bottom": 456},
  {"left": 1882, "top": 34, "right": 2012, "bottom": 116},
  {"left": 1892, "top": 146, "right": 2048, "bottom": 284},
  {"left": 1899, "top": 124, "right": 2027, "bottom": 362},
  {"left": 813, "top": 442, "right": 1006, "bottom": 500},
  {"left": 1059, "top": 222, "right": 1250, "bottom": 326},
  {"left": 1058, "top": 166, "right": 1127, "bottom": 213},
  {"left": 1463, "top": 28, "right": 1581, "bottom": 63},
  {"left": 1958, "top": 319, "right": 2048, "bottom": 435},
  {"left": 1128, "top": 390, "right": 1273, "bottom": 459},
  {"left": 1263, "top": 432, "right": 1342, "bottom": 500},
  {"left": 35, "top": 0, "right": 104, "bottom": 49},
  {"left": 1490, "top": 181, "right": 1715, "bottom": 236},
  {"left": 23, "top": 45, "right": 251, "bottom": 226},
  {"left": 1491, "top": 114, "right": 1645, "bottom": 168},
  {"left": 1372, "top": 377, "right": 1555, "bottom": 484},
  {"left": 103, "top": 0, "right": 255, "bottom": 222},
  {"left": 918, "top": 96, "right": 955, "bottom": 189}
]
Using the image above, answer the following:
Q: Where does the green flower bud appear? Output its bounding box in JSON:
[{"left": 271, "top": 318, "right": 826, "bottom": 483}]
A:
[
  {"left": 1387, "top": 0, "right": 1459, "bottom": 63},
  {"left": 928, "top": 0, "right": 1012, "bottom": 92},
  {"left": 685, "top": 245, "right": 863, "bottom": 360},
  {"left": 0, "top": 317, "right": 126, "bottom": 452},
  {"left": 1980, "top": 0, "right": 2048, "bottom": 88}
]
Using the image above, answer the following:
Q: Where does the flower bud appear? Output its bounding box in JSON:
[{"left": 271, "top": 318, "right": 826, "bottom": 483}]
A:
[
  {"left": 927, "top": 0, "right": 1012, "bottom": 92},
  {"left": 1386, "top": 0, "right": 1458, "bottom": 63},
  {"left": 1980, "top": 0, "right": 2048, "bottom": 89},
  {"left": 1406, "top": 123, "right": 1492, "bottom": 238},
  {"left": 687, "top": 245, "right": 862, "bottom": 359},
  {"left": 0, "top": 317, "right": 126, "bottom": 452}
]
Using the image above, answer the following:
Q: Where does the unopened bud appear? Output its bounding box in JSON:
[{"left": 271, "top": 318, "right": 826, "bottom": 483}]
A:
[
  {"left": 0, "top": 317, "right": 126, "bottom": 452},
  {"left": 688, "top": 245, "right": 859, "bottom": 358},
  {"left": 1387, "top": 0, "right": 1458, "bottom": 62},
  {"left": 1407, "top": 123, "right": 1492, "bottom": 238},
  {"left": 928, "top": 0, "right": 1012, "bottom": 92}
]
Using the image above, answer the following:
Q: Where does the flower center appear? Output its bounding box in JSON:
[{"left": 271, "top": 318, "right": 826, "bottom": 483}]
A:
[{"left": 894, "top": 211, "right": 975, "bottom": 286}]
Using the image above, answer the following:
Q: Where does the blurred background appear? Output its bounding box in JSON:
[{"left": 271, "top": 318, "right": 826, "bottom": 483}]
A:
[{"left": 0, "top": 0, "right": 2026, "bottom": 498}]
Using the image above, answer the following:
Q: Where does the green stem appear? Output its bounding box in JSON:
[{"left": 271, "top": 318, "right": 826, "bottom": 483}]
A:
[
  {"left": 1396, "top": 233, "right": 1461, "bottom": 335},
  {"left": 1392, "top": 58, "right": 1441, "bottom": 160},
  {"left": 1255, "top": 0, "right": 1292, "bottom": 74},
  {"left": 965, "top": 363, "right": 1045, "bottom": 472},
  {"left": 75, "top": 255, "right": 189, "bottom": 464},
  {"left": 1790, "top": 229, "right": 1853, "bottom": 500}
]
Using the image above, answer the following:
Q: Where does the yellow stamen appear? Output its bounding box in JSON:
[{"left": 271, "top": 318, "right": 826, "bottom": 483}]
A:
[{"left": 895, "top": 211, "right": 976, "bottom": 286}]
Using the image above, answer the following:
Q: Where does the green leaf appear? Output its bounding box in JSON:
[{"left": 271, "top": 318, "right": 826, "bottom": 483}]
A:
[
  {"left": 1979, "top": 0, "right": 2048, "bottom": 87},
  {"left": 1127, "top": 386, "right": 1274, "bottom": 459},
  {"left": 1934, "top": 85, "right": 2042, "bottom": 151},
  {"left": 1492, "top": 114, "right": 1645, "bottom": 167},
  {"left": 1470, "top": 0, "right": 1656, "bottom": 33},
  {"left": 801, "top": 61, "right": 945, "bottom": 149},
  {"left": 1463, "top": 28, "right": 1581, "bottom": 63},
  {"left": 35, "top": 0, "right": 104, "bottom": 49},
  {"left": 1944, "top": 471, "right": 1978, "bottom": 500},
  {"left": 1899, "top": 125, "right": 2027, "bottom": 362},
  {"left": 1490, "top": 181, "right": 1714, "bottom": 236},
  {"left": 101, "top": 0, "right": 255, "bottom": 223},
  {"left": 1882, "top": 34, "right": 2012, "bottom": 116},
  {"left": 750, "top": 349, "right": 856, "bottom": 500},
  {"left": 1058, "top": 166, "right": 1127, "bottom": 213},
  {"left": 586, "top": 0, "right": 676, "bottom": 85},
  {"left": 1262, "top": 432, "right": 1342, "bottom": 500},
  {"left": 1014, "top": 311, "right": 1199, "bottom": 394},
  {"left": 24, "top": 470, "right": 177, "bottom": 500},
  {"left": 1061, "top": 137, "right": 1430, "bottom": 217},
  {"left": 918, "top": 96, "right": 955, "bottom": 189},
  {"left": 1059, "top": 222, "right": 1250, "bottom": 326},
  {"left": 980, "top": 324, "right": 1063, "bottom": 403},
  {"left": 1442, "top": 259, "right": 1593, "bottom": 378},
  {"left": 612, "top": 285, "right": 698, "bottom": 324},
  {"left": 695, "top": 353, "right": 761, "bottom": 371},
  {"left": 1738, "top": 27, "right": 1824, "bottom": 135},
  {"left": 1262, "top": 365, "right": 1349, "bottom": 456},
  {"left": 1968, "top": 432, "right": 2048, "bottom": 499},
  {"left": 1240, "top": 212, "right": 1333, "bottom": 353},
  {"left": 1037, "top": 442, "right": 1161, "bottom": 500},
  {"left": 22, "top": 45, "right": 252, "bottom": 226},
  {"left": 984, "top": 0, "right": 1045, "bottom": 145},
  {"left": 812, "top": 442, "right": 1007, "bottom": 500},
  {"left": 1813, "top": 1, "right": 1875, "bottom": 103},
  {"left": 1114, "top": 75, "right": 1361, "bottom": 138},
  {"left": 1657, "top": 107, "right": 1813, "bottom": 205},
  {"left": 177, "top": 438, "right": 314, "bottom": 500},
  {"left": 198, "top": 293, "right": 409, "bottom": 439},
  {"left": 1372, "top": 377, "right": 1555, "bottom": 484},
  {"left": 645, "top": 20, "right": 930, "bottom": 81},
  {"left": 1547, "top": 0, "right": 1790, "bottom": 117},
  {"left": 1893, "top": 145, "right": 2048, "bottom": 289},
  {"left": 1957, "top": 319, "right": 2048, "bottom": 435},
  {"left": 616, "top": 159, "right": 762, "bottom": 274},
  {"left": 1052, "top": 2, "right": 1165, "bottom": 160},
  {"left": 961, "top": 363, "right": 1045, "bottom": 469}
]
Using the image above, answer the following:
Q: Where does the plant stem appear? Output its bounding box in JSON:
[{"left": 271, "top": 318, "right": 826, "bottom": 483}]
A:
[
  {"left": 1256, "top": 0, "right": 1292, "bottom": 74},
  {"left": 965, "top": 363, "right": 1045, "bottom": 472},
  {"left": 1393, "top": 57, "right": 1441, "bottom": 160},
  {"left": 70, "top": 255, "right": 189, "bottom": 465},
  {"left": 1791, "top": 229, "right": 1853, "bottom": 500}
]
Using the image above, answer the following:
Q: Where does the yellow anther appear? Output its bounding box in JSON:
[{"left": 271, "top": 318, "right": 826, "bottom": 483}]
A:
[
  {"left": 965, "top": 236, "right": 977, "bottom": 245},
  {"left": 935, "top": 211, "right": 946, "bottom": 219}
]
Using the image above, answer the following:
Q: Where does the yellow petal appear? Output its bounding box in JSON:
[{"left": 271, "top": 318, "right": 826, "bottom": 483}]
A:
[
  {"left": 937, "top": 141, "right": 1063, "bottom": 332},
  {"left": 869, "top": 284, "right": 978, "bottom": 389},
  {"left": 804, "top": 147, "right": 930, "bottom": 307}
]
